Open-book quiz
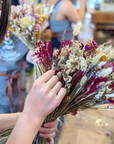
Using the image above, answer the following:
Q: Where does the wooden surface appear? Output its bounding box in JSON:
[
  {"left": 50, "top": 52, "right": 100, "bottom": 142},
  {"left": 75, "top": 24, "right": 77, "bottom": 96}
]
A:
[
  {"left": 59, "top": 109, "right": 114, "bottom": 144},
  {"left": 89, "top": 10, "right": 114, "bottom": 40}
]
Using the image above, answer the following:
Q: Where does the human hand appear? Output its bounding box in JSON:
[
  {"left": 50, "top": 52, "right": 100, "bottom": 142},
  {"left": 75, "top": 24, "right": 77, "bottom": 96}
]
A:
[
  {"left": 29, "top": 50, "right": 39, "bottom": 64},
  {"left": 23, "top": 70, "right": 66, "bottom": 124},
  {"left": 29, "top": 50, "right": 44, "bottom": 64},
  {"left": 39, "top": 120, "right": 58, "bottom": 144},
  {"left": 26, "top": 50, "right": 40, "bottom": 64}
]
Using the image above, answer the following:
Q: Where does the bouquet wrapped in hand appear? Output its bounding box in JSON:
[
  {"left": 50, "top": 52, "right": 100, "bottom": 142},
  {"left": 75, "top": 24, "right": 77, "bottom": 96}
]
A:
[
  {"left": 33, "top": 23, "right": 114, "bottom": 143},
  {"left": 1, "top": 13, "right": 114, "bottom": 143}
]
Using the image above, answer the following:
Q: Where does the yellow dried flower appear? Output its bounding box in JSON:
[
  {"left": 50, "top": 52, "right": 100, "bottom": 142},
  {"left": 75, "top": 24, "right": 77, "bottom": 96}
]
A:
[
  {"left": 20, "top": 17, "right": 33, "bottom": 27},
  {"left": 100, "top": 55, "right": 107, "bottom": 62},
  {"left": 92, "top": 52, "right": 107, "bottom": 66}
]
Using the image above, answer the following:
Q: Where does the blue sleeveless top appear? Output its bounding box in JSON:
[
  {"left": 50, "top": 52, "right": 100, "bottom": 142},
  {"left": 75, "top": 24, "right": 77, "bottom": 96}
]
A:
[{"left": 50, "top": 0, "right": 73, "bottom": 42}]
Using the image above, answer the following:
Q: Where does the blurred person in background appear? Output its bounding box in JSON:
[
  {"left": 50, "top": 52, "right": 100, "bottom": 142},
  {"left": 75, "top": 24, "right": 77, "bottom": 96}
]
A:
[
  {"left": 45, "top": 0, "right": 87, "bottom": 49},
  {"left": 0, "top": 0, "right": 29, "bottom": 114}
]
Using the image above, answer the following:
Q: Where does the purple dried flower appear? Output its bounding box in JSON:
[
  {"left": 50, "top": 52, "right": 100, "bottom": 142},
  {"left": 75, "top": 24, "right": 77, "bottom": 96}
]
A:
[{"left": 105, "top": 130, "right": 111, "bottom": 136}]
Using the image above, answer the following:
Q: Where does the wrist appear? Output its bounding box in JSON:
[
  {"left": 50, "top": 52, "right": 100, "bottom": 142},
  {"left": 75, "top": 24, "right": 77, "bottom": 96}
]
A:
[
  {"left": 6, "top": 112, "right": 44, "bottom": 144},
  {"left": 21, "top": 111, "right": 44, "bottom": 129},
  {"left": 14, "top": 112, "right": 21, "bottom": 125}
]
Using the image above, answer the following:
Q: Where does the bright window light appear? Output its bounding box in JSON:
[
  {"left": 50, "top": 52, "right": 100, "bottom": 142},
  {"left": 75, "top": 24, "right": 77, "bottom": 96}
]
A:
[{"left": 90, "top": 4, "right": 94, "bottom": 9}]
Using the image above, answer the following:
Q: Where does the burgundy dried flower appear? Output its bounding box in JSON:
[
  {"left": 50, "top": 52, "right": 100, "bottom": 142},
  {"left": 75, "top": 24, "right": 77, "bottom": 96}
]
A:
[
  {"left": 80, "top": 42, "right": 84, "bottom": 50},
  {"left": 35, "top": 41, "right": 53, "bottom": 71},
  {"left": 85, "top": 40, "right": 98, "bottom": 51},
  {"left": 72, "top": 111, "right": 77, "bottom": 115},
  {"left": 89, "top": 77, "right": 108, "bottom": 93},
  {"left": 73, "top": 71, "right": 84, "bottom": 85}
]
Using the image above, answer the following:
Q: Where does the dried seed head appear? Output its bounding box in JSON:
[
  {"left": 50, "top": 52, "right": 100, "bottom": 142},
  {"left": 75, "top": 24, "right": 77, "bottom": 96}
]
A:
[{"left": 73, "top": 22, "right": 82, "bottom": 36}]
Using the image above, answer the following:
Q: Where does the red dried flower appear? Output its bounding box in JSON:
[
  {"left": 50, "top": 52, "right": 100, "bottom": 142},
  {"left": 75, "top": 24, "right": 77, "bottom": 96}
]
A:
[{"left": 35, "top": 41, "right": 53, "bottom": 71}]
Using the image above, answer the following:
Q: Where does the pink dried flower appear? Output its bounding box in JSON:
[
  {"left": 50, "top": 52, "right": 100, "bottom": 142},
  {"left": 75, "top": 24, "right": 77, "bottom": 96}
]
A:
[
  {"left": 11, "top": 6, "right": 20, "bottom": 16},
  {"left": 34, "top": 24, "right": 41, "bottom": 31},
  {"left": 20, "top": 7, "right": 26, "bottom": 15},
  {"left": 4, "top": 35, "right": 10, "bottom": 41}
]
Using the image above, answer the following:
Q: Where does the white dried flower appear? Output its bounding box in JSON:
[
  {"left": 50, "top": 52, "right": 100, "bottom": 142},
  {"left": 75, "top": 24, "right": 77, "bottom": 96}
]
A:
[
  {"left": 106, "top": 87, "right": 112, "bottom": 94},
  {"left": 79, "top": 57, "right": 87, "bottom": 72},
  {"left": 43, "top": 7, "right": 49, "bottom": 17},
  {"left": 105, "top": 93, "right": 114, "bottom": 98},
  {"left": 28, "top": 25, "right": 33, "bottom": 32},
  {"left": 99, "top": 67, "right": 113, "bottom": 78},
  {"left": 98, "top": 61, "right": 106, "bottom": 69},
  {"left": 95, "top": 88, "right": 105, "bottom": 99},
  {"left": 66, "top": 62, "right": 72, "bottom": 69},
  {"left": 105, "top": 81, "right": 113, "bottom": 86}
]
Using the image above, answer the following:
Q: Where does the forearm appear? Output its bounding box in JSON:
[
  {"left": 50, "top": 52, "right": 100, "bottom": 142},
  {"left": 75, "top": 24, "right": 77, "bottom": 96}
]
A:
[
  {"left": 77, "top": 1, "right": 86, "bottom": 21},
  {"left": 6, "top": 112, "right": 43, "bottom": 144},
  {"left": 0, "top": 113, "right": 21, "bottom": 131}
]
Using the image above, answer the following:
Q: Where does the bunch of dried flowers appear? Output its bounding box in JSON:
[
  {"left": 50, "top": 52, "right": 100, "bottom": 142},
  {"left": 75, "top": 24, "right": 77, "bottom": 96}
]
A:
[
  {"left": 33, "top": 23, "right": 114, "bottom": 143},
  {"left": 8, "top": 4, "right": 50, "bottom": 80}
]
